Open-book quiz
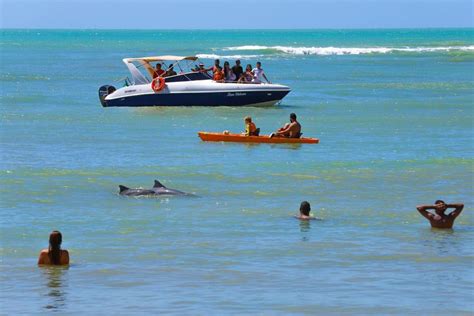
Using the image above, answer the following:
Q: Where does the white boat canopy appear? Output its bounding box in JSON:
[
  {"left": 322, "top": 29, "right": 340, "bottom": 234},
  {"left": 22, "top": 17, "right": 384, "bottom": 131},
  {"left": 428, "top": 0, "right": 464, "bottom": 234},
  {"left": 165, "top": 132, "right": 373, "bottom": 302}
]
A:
[
  {"left": 124, "top": 56, "right": 198, "bottom": 63},
  {"left": 122, "top": 56, "right": 199, "bottom": 84}
]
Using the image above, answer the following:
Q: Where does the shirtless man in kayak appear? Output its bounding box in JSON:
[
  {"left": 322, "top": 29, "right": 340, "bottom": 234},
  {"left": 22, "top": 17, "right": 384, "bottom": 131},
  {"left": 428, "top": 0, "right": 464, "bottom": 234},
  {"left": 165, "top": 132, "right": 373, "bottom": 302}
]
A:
[
  {"left": 416, "top": 200, "right": 464, "bottom": 229},
  {"left": 271, "top": 113, "right": 301, "bottom": 138}
]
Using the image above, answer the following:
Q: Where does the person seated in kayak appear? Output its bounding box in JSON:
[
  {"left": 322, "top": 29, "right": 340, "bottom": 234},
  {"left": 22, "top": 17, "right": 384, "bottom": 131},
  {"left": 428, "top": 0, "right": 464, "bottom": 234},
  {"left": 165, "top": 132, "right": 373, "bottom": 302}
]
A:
[
  {"left": 295, "top": 201, "right": 319, "bottom": 220},
  {"left": 238, "top": 64, "right": 254, "bottom": 83},
  {"left": 164, "top": 64, "right": 177, "bottom": 77},
  {"left": 271, "top": 113, "right": 301, "bottom": 138},
  {"left": 416, "top": 200, "right": 464, "bottom": 229},
  {"left": 242, "top": 116, "right": 259, "bottom": 136},
  {"left": 153, "top": 63, "right": 166, "bottom": 78},
  {"left": 213, "top": 66, "right": 225, "bottom": 82}
]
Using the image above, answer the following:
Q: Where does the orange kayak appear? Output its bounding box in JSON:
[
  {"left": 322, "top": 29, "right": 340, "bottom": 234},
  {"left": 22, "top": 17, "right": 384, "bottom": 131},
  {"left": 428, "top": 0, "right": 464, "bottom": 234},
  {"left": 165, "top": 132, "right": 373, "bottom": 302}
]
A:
[{"left": 198, "top": 132, "right": 319, "bottom": 144}]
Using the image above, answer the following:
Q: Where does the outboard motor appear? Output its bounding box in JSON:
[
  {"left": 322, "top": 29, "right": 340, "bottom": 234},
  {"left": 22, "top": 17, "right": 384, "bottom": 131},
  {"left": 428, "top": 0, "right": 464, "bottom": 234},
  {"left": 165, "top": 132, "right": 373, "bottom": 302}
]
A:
[{"left": 98, "top": 85, "right": 116, "bottom": 107}]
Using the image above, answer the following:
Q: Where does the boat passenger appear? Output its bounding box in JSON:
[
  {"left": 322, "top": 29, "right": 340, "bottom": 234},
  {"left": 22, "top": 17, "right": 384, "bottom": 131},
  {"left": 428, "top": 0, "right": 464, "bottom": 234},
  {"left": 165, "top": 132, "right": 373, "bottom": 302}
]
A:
[
  {"left": 238, "top": 64, "right": 254, "bottom": 83},
  {"left": 193, "top": 63, "right": 207, "bottom": 73},
  {"left": 243, "top": 116, "right": 259, "bottom": 136},
  {"left": 38, "top": 231, "right": 70, "bottom": 265},
  {"left": 270, "top": 113, "right": 301, "bottom": 138},
  {"left": 232, "top": 60, "right": 243, "bottom": 82},
  {"left": 416, "top": 200, "right": 464, "bottom": 229},
  {"left": 211, "top": 59, "right": 221, "bottom": 72},
  {"left": 223, "top": 61, "right": 236, "bottom": 82},
  {"left": 213, "top": 66, "right": 225, "bottom": 82},
  {"left": 164, "top": 65, "right": 177, "bottom": 77},
  {"left": 153, "top": 63, "right": 166, "bottom": 78},
  {"left": 252, "top": 61, "right": 271, "bottom": 84}
]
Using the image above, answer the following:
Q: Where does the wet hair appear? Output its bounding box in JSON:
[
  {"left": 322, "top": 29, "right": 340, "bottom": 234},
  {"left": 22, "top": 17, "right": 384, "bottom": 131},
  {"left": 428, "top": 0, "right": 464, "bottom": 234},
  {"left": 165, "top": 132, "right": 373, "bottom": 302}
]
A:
[
  {"left": 300, "top": 201, "right": 311, "bottom": 216},
  {"left": 246, "top": 64, "right": 252, "bottom": 71},
  {"left": 48, "top": 231, "right": 62, "bottom": 265},
  {"left": 435, "top": 200, "right": 445, "bottom": 205},
  {"left": 290, "top": 113, "right": 297, "bottom": 120},
  {"left": 244, "top": 116, "right": 252, "bottom": 122}
]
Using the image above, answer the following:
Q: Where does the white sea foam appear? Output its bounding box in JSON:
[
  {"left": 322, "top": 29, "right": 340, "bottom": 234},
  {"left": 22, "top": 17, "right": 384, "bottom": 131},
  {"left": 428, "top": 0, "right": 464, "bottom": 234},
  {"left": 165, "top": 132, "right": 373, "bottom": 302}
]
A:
[
  {"left": 224, "top": 45, "right": 474, "bottom": 55},
  {"left": 196, "top": 53, "right": 262, "bottom": 59}
]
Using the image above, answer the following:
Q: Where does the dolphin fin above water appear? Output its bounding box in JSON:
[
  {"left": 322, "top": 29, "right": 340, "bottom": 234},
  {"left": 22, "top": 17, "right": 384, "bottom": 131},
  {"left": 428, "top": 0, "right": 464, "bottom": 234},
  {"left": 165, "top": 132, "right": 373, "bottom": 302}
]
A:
[
  {"left": 119, "top": 185, "right": 130, "bottom": 193},
  {"left": 119, "top": 180, "right": 192, "bottom": 197},
  {"left": 153, "top": 180, "right": 165, "bottom": 188}
]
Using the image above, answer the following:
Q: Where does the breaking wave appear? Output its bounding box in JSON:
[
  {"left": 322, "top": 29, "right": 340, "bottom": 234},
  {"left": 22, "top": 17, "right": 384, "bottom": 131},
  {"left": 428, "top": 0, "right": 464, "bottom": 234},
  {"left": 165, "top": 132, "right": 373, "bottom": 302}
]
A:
[
  {"left": 196, "top": 53, "right": 261, "bottom": 59},
  {"left": 223, "top": 45, "right": 474, "bottom": 55}
]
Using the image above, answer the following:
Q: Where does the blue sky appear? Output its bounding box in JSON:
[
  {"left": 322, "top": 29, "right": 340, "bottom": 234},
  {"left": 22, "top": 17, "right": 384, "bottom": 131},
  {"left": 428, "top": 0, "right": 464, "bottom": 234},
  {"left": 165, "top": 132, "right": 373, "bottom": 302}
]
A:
[{"left": 1, "top": 0, "right": 473, "bottom": 29}]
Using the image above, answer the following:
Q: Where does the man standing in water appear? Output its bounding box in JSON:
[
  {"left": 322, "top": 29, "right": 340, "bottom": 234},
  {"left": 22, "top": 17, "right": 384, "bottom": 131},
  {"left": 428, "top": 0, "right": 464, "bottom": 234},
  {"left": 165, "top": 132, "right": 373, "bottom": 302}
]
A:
[
  {"left": 416, "top": 200, "right": 464, "bottom": 228},
  {"left": 295, "top": 201, "right": 321, "bottom": 220}
]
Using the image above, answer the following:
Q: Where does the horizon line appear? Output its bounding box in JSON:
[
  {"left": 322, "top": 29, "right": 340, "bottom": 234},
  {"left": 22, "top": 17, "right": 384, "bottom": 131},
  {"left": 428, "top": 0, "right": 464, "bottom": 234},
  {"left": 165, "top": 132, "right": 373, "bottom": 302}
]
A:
[{"left": 1, "top": 27, "right": 473, "bottom": 31}]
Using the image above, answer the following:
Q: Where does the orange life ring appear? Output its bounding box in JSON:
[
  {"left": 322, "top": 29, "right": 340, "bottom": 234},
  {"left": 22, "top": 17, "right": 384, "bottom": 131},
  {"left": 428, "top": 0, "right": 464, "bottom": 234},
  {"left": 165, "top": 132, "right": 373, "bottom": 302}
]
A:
[{"left": 151, "top": 77, "right": 166, "bottom": 92}]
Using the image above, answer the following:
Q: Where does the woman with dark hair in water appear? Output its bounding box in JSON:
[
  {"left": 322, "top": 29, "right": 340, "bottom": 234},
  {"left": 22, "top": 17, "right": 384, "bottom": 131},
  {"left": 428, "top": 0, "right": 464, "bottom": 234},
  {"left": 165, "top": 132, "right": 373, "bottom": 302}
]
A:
[{"left": 38, "top": 231, "right": 70, "bottom": 265}]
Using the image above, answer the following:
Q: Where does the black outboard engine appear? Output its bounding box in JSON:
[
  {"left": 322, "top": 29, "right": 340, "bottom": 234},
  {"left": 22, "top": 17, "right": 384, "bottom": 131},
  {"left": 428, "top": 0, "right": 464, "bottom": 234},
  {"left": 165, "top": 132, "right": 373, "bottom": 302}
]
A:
[{"left": 98, "top": 85, "right": 116, "bottom": 107}]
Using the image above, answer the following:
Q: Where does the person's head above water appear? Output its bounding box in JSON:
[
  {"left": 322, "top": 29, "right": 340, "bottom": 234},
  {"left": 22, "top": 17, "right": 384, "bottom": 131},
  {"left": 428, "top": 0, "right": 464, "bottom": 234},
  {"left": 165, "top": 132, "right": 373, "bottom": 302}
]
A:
[
  {"left": 434, "top": 200, "right": 448, "bottom": 214},
  {"left": 49, "top": 230, "right": 63, "bottom": 265},
  {"left": 300, "top": 201, "right": 311, "bottom": 216},
  {"left": 290, "top": 113, "right": 297, "bottom": 122},
  {"left": 244, "top": 116, "right": 252, "bottom": 123},
  {"left": 214, "top": 59, "right": 220, "bottom": 66},
  {"left": 256, "top": 61, "right": 262, "bottom": 68},
  {"left": 156, "top": 63, "right": 162, "bottom": 70}
]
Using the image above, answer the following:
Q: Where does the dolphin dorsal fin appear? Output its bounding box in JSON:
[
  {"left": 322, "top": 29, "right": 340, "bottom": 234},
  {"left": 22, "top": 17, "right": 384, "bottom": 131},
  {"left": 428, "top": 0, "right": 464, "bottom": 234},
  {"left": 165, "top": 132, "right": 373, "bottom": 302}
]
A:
[
  {"left": 119, "top": 185, "right": 129, "bottom": 192},
  {"left": 153, "top": 180, "right": 165, "bottom": 188}
]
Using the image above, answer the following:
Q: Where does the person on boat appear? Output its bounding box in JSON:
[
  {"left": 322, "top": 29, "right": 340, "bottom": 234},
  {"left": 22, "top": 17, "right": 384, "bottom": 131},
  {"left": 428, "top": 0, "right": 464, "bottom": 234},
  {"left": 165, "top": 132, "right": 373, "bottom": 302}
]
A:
[
  {"left": 242, "top": 116, "right": 259, "bottom": 136},
  {"left": 153, "top": 63, "right": 166, "bottom": 78},
  {"left": 38, "top": 231, "right": 70, "bottom": 265},
  {"left": 295, "top": 201, "right": 319, "bottom": 220},
  {"left": 271, "top": 113, "right": 301, "bottom": 138},
  {"left": 164, "top": 64, "right": 177, "bottom": 77},
  {"left": 416, "top": 200, "right": 464, "bottom": 229},
  {"left": 223, "top": 61, "right": 236, "bottom": 82},
  {"left": 238, "top": 64, "right": 254, "bottom": 83},
  {"left": 193, "top": 63, "right": 207, "bottom": 73},
  {"left": 211, "top": 59, "right": 221, "bottom": 72},
  {"left": 252, "top": 61, "right": 271, "bottom": 84},
  {"left": 232, "top": 60, "right": 243, "bottom": 82},
  {"left": 213, "top": 66, "right": 225, "bottom": 82}
]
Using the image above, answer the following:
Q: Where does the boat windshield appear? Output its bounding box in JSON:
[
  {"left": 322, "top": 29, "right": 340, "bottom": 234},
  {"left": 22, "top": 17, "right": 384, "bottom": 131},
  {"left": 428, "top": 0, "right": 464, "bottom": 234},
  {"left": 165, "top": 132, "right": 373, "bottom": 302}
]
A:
[{"left": 123, "top": 56, "right": 212, "bottom": 85}]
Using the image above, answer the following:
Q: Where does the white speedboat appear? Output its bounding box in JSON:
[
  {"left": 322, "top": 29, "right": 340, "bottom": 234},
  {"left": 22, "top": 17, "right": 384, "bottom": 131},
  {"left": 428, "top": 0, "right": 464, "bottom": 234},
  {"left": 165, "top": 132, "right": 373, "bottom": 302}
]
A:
[{"left": 98, "top": 56, "right": 291, "bottom": 107}]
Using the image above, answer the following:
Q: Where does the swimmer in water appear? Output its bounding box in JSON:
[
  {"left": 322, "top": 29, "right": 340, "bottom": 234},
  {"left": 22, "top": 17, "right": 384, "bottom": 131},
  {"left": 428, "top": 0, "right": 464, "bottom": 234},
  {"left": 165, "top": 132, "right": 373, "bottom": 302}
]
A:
[
  {"left": 38, "top": 231, "right": 70, "bottom": 265},
  {"left": 416, "top": 200, "right": 464, "bottom": 229},
  {"left": 295, "top": 201, "right": 320, "bottom": 220}
]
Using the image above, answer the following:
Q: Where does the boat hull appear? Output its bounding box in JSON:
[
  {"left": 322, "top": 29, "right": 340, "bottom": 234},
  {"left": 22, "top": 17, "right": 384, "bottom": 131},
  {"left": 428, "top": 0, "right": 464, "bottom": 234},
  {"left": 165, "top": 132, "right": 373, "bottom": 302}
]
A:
[
  {"left": 104, "top": 90, "right": 290, "bottom": 107},
  {"left": 198, "top": 132, "right": 319, "bottom": 144},
  {"left": 102, "top": 80, "right": 291, "bottom": 107}
]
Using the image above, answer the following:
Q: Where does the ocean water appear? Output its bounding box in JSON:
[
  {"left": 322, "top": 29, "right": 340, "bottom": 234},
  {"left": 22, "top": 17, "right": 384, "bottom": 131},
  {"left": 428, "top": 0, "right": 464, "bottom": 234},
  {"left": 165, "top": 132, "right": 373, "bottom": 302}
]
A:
[{"left": 0, "top": 29, "right": 473, "bottom": 314}]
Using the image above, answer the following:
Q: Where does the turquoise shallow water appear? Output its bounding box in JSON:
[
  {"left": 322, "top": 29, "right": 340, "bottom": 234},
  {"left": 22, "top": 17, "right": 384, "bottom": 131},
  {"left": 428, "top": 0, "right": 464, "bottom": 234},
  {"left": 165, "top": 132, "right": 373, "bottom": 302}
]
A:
[{"left": 1, "top": 29, "right": 473, "bottom": 314}]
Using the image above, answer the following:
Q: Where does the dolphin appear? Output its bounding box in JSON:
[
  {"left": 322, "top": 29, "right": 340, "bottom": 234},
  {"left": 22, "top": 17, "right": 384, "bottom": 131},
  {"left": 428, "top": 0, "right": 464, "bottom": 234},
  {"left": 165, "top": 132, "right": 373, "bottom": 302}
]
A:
[{"left": 119, "top": 180, "right": 191, "bottom": 196}]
